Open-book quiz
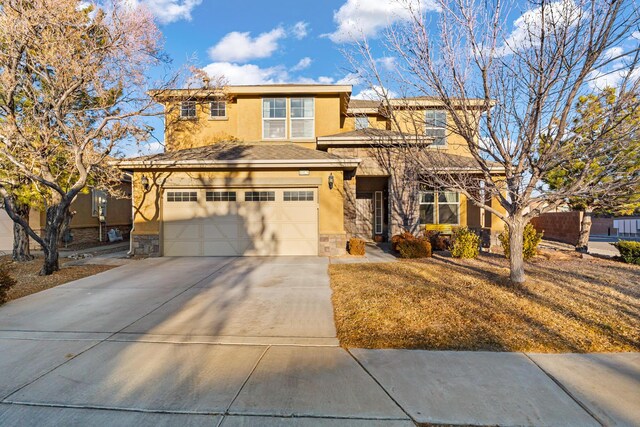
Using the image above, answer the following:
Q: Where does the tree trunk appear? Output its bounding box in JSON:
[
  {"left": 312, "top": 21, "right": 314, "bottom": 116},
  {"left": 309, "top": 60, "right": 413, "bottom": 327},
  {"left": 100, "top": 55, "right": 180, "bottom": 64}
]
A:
[
  {"left": 39, "top": 205, "right": 65, "bottom": 275},
  {"left": 12, "top": 201, "right": 33, "bottom": 262},
  {"left": 509, "top": 219, "right": 526, "bottom": 284},
  {"left": 576, "top": 210, "right": 592, "bottom": 253}
]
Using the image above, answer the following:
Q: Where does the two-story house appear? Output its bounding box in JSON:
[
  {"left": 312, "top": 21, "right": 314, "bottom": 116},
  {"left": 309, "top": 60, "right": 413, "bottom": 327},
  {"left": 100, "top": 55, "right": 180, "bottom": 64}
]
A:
[{"left": 116, "top": 84, "right": 504, "bottom": 257}]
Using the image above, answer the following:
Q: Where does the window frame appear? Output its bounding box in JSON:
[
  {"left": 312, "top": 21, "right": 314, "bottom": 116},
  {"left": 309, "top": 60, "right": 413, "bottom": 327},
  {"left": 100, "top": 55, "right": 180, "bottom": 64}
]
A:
[
  {"left": 180, "top": 101, "right": 197, "bottom": 119},
  {"left": 262, "top": 97, "right": 287, "bottom": 140},
  {"left": 209, "top": 100, "right": 227, "bottom": 119},
  {"left": 245, "top": 191, "right": 276, "bottom": 202},
  {"left": 206, "top": 191, "right": 236, "bottom": 202},
  {"left": 167, "top": 191, "right": 198, "bottom": 202},
  {"left": 419, "top": 188, "right": 460, "bottom": 225},
  {"left": 283, "top": 190, "right": 314, "bottom": 202},
  {"left": 289, "top": 97, "right": 315, "bottom": 140},
  {"left": 355, "top": 116, "right": 369, "bottom": 130},
  {"left": 425, "top": 109, "right": 447, "bottom": 146}
]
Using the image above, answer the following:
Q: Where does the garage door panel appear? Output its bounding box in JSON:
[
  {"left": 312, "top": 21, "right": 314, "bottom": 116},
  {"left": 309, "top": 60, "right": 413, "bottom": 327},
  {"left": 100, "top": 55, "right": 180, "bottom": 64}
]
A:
[
  {"left": 164, "top": 222, "right": 202, "bottom": 240},
  {"left": 163, "top": 188, "right": 318, "bottom": 257},
  {"left": 164, "top": 241, "right": 202, "bottom": 257}
]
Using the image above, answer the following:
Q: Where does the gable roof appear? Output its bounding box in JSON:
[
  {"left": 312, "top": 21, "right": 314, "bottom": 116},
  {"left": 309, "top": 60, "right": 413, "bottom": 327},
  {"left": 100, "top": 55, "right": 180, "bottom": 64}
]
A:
[{"left": 113, "top": 143, "right": 360, "bottom": 170}]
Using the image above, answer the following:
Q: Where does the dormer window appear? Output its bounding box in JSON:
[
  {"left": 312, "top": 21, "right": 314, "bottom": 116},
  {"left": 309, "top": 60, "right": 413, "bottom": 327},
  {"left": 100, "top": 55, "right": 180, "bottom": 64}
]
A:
[
  {"left": 290, "top": 98, "right": 314, "bottom": 139},
  {"left": 210, "top": 100, "right": 226, "bottom": 118},
  {"left": 425, "top": 110, "right": 446, "bottom": 146},
  {"left": 355, "top": 116, "right": 369, "bottom": 130},
  {"left": 180, "top": 101, "right": 196, "bottom": 119}
]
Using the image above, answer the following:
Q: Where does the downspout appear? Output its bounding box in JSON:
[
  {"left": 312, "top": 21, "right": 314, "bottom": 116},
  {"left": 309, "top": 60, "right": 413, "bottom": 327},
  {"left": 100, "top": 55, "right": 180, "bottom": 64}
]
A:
[{"left": 123, "top": 171, "right": 135, "bottom": 256}]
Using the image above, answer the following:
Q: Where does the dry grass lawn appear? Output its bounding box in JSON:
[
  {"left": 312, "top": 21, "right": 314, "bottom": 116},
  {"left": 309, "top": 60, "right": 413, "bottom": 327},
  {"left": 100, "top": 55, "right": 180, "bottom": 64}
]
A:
[
  {"left": 330, "top": 253, "right": 640, "bottom": 352},
  {"left": 2, "top": 256, "right": 114, "bottom": 303}
]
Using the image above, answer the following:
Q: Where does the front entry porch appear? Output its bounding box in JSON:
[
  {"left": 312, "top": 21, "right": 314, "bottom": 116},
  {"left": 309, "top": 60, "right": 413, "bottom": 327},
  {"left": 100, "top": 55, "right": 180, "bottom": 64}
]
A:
[{"left": 351, "top": 177, "right": 389, "bottom": 242}]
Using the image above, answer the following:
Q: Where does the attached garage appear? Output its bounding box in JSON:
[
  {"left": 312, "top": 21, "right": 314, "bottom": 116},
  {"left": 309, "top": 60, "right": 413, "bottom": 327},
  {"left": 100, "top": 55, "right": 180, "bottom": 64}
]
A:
[
  {"left": 163, "top": 187, "right": 318, "bottom": 256},
  {"left": 0, "top": 209, "right": 13, "bottom": 252}
]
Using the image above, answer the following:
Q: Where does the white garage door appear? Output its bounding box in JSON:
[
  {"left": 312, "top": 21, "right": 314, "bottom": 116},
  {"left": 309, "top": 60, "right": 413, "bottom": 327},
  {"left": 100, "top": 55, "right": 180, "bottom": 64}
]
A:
[
  {"left": 162, "top": 188, "right": 318, "bottom": 256},
  {"left": 0, "top": 209, "right": 14, "bottom": 252}
]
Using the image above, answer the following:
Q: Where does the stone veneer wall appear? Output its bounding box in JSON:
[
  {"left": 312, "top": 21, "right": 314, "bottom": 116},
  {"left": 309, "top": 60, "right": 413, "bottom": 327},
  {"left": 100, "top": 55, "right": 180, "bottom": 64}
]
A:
[
  {"left": 67, "top": 225, "right": 132, "bottom": 246},
  {"left": 132, "top": 234, "right": 160, "bottom": 256},
  {"left": 319, "top": 233, "right": 347, "bottom": 256},
  {"left": 530, "top": 211, "right": 583, "bottom": 246}
]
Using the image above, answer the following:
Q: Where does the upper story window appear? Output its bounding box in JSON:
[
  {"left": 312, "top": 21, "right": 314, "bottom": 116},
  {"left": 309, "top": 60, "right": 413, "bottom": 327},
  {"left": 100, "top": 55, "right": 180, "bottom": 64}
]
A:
[
  {"left": 419, "top": 189, "right": 459, "bottom": 225},
  {"left": 180, "top": 101, "right": 196, "bottom": 119},
  {"left": 210, "top": 100, "right": 226, "bottom": 118},
  {"left": 425, "top": 110, "right": 446, "bottom": 146},
  {"left": 262, "top": 98, "right": 287, "bottom": 139},
  {"left": 355, "top": 116, "right": 369, "bottom": 130},
  {"left": 290, "top": 98, "right": 314, "bottom": 139}
]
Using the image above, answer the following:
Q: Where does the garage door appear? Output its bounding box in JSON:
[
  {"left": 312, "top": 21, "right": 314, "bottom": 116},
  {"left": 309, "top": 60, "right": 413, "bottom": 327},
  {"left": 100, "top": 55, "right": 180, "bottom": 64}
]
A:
[
  {"left": 162, "top": 188, "right": 318, "bottom": 256},
  {"left": 0, "top": 209, "right": 14, "bottom": 252}
]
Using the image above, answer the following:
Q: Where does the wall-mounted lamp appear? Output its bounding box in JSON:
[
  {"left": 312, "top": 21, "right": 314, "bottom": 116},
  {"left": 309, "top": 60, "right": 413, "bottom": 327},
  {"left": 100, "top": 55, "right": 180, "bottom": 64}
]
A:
[
  {"left": 328, "top": 173, "right": 334, "bottom": 190},
  {"left": 141, "top": 175, "right": 150, "bottom": 191}
]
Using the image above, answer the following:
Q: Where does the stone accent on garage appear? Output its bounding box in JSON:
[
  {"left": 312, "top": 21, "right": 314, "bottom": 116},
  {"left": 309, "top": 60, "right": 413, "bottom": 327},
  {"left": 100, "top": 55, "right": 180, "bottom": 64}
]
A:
[
  {"left": 319, "top": 233, "right": 347, "bottom": 256},
  {"left": 132, "top": 234, "right": 160, "bottom": 256}
]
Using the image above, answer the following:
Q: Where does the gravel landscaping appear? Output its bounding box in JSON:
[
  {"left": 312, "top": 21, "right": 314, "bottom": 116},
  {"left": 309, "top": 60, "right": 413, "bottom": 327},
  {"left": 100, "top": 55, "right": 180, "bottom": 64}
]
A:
[{"left": 329, "top": 253, "right": 640, "bottom": 352}]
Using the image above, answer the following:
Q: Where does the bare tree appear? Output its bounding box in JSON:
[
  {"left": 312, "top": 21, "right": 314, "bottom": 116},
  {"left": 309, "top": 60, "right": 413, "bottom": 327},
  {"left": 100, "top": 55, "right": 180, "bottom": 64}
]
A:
[
  {"left": 0, "top": 0, "right": 168, "bottom": 274},
  {"left": 348, "top": 0, "right": 640, "bottom": 283}
]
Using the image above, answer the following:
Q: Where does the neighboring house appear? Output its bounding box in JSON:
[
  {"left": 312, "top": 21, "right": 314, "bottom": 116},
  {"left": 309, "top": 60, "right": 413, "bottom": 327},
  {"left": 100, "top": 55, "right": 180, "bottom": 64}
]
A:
[
  {"left": 0, "top": 211, "right": 8, "bottom": 251},
  {"left": 115, "top": 84, "right": 505, "bottom": 257}
]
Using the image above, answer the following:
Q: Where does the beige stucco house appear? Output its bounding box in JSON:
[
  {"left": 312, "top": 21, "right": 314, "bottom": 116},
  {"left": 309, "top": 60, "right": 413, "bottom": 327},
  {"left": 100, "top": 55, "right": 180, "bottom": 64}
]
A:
[{"left": 116, "top": 84, "right": 504, "bottom": 257}]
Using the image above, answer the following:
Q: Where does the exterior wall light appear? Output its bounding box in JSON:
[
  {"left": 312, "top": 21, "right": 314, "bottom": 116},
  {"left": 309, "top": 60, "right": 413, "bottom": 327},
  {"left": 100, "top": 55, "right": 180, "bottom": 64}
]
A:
[
  {"left": 141, "top": 175, "right": 150, "bottom": 191},
  {"left": 328, "top": 173, "right": 334, "bottom": 190}
]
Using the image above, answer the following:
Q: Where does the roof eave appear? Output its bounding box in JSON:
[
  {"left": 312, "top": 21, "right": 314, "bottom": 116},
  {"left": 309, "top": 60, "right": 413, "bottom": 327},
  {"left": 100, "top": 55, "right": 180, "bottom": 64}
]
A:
[{"left": 112, "top": 158, "right": 361, "bottom": 170}]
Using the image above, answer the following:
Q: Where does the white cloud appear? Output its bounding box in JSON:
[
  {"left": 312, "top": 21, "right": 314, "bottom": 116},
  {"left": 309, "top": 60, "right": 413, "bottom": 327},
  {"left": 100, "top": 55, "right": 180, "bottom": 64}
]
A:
[
  {"left": 352, "top": 85, "right": 397, "bottom": 100},
  {"left": 143, "top": 141, "right": 164, "bottom": 155},
  {"left": 208, "top": 27, "right": 286, "bottom": 63},
  {"left": 327, "top": 0, "right": 439, "bottom": 43},
  {"left": 202, "top": 62, "right": 289, "bottom": 85},
  {"left": 125, "top": 0, "right": 202, "bottom": 24},
  {"left": 292, "top": 57, "right": 313, "bottom": 71},
  {"left": 336, "top": 72, "right": 362, "bottom": 85},
  {"left": 632, "top": 31, "right": 640, "bottom": 41},
  {"left": 292, "top": 21, "right": 309, "bottom": 39},
  {"left": 603, "top": 47, "right": 624, "bottom": 61},
  {"left": 377, "top": 56, "right": 397, "bottom": 71},
  {"left": 497, "top": 0, "right": 582, "bottom": 56},
  {"left": 587, "top": 66, "right": 640, "bottom": 91}
]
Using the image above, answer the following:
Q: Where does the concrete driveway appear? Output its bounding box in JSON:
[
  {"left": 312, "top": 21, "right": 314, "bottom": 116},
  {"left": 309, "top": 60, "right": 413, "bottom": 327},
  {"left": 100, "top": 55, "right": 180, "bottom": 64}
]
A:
[
  {"left": 0, "top": 257, "right": 411, "bottom": 426},
  {"left": 0, "top": 257, "right": 637, "bottom": 426}
]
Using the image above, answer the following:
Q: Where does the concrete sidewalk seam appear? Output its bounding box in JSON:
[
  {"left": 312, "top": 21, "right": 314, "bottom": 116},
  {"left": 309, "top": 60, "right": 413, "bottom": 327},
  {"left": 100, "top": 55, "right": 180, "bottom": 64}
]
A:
[
  {"left": 217, "top": 345, "right": 272, "bottom": 427},
  {"left": 0, "top": 400, "right": 226, "bottom": 416},
  {"left": 0, "top": 257, "right": 238, "bottom": 403},
  {"left": 345, "top": 348, "right": 415, "bottom": 423},
  {"left": 223, "top": 411, "right": 412, "bottom": 421},
  {"left": 522, "top": 353, "right": 605, "bottom": 427}
]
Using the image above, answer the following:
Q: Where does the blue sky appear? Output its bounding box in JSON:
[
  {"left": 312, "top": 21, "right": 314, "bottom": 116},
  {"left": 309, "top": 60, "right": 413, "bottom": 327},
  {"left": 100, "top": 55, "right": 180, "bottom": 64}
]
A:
[{"left": 127, "top": 0, "right": 639, "bottom": 155}]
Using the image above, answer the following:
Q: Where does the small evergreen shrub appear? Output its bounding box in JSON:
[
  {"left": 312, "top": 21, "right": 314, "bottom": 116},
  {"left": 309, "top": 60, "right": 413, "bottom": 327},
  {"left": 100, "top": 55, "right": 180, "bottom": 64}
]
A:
[
  {"left": 0, "top": 262, "right": 17, "bottom": 304},
  {"left": 450, "top": 227, "right": 480, "bottom": 259},
  {"left": 613, "top": 240, "right": 640, "bottom": 265},
  {"left": 348, "top": 238, "right": 366, "bottom": 256},
  {"left": 397, "top": 238, "right": 432, "bottom": 259},
  {"left": 498, "top": 223, "right": 543, "bottom": 261}
]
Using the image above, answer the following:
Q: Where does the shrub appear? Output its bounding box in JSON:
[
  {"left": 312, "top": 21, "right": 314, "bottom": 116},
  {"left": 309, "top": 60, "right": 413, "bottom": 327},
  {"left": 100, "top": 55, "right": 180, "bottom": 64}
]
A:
[
  {"left": 391, "top": 231, "right": 415, "bottom": 252},
  {"left": 397, "top": 238, "right": 432, "bottom": 259},
  {"left": 0, "top": 262, "right": 17, "bottom": 305},
  {"left": 425, "top": 230, "right": 450, "bottom": 251},
  {"left": 498, "top": 223, "right": 543, "bottom": 261},
  {"left": 613, "top": 240, "right": 640, "bottom": 265},
  {"left": 450, "top": 227, "right": 480, "bottom": 259},
  {"left": 348, "top": 238, "right": 366, "bottom": 256}
]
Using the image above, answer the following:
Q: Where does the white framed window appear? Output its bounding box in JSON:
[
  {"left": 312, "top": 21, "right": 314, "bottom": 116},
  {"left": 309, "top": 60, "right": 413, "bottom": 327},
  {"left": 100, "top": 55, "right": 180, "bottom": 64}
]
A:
[
  {"left": 290, "top": 98, "right": 314, "bottom": 139},
  {"left": 91, "top": 189, "right": 107, "bottom": 218},
  {"left": 167, "top": 191, "right": 197, "bottom": 202},
  {"left": 419, "top": 189, "right": 459, "bottom": 225},
  {"left": 262, "top": 98, "right": 287, "bottom": 139},
  {"left": 374, "top": 191, "right": 383, "bottom": 234},
  {"left": 283, "top": 190, "right": 314, "bottom": 201},
  {"left": 210, "top": 100, "right": 226, "bottom": 118},
  {"left": 355, "top": 116, "right": 369, "bottom": 130},
  {"left": 206, "top": 191, "right": 236, "bottom": 201},
  {"left": 180, "top": 101, "right": 196, "bottom": 119},
  {"left": 245, "top": 191, "right": 275, "bottom": 202},
  {"left": 425, "top": 110, "right": 446, "bottom": 146}
]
